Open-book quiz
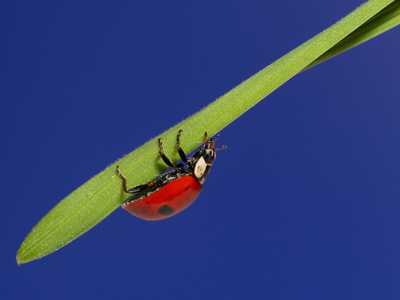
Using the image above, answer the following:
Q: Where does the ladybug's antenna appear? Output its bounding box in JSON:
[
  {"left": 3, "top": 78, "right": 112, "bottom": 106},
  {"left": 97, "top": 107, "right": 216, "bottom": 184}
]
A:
[
  {"left": 215, "top": 145, "right": 227, "bottom": 152},
  {"left": 211, "top": 135, "right": 227, "bottom": 151},
  {"left": 213, "top": 134, "right": 220, "bottom": 144},
  {"left": 203, "top": 131, "right": 226, "bottom": 151}
]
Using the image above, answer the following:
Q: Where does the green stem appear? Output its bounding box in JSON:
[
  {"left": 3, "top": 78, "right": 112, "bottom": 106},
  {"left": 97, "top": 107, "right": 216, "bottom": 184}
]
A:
[{"left": 17, "top": 0, "right": 399, "bottom": 264}]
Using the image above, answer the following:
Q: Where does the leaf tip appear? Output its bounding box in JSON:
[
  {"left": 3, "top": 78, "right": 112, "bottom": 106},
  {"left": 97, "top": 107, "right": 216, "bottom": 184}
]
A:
[
  {"left": 16, "top": 243, "right": 34, "bottom": 265},
  {"left": 16, "top": 250, "right": 25, "bottom": 265}
]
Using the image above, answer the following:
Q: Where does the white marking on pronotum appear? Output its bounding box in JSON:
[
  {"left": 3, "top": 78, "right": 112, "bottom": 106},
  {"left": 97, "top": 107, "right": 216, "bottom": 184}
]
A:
[{"left": 194, "top": 156, "right": 207, "bottom": 180}]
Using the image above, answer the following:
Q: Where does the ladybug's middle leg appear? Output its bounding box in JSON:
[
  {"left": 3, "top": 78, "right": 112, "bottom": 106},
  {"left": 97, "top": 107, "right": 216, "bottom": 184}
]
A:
[
  {"left": 158, "top": 138, "right": 176, "bottom": 169},
  {"left": 176, "top": 129, "right": 189, "bottom": 165}
]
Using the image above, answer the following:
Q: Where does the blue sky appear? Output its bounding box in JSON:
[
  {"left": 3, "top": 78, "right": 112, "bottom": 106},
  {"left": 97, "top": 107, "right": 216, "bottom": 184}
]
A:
[{"left": 2, "top": 1, "right": 400, "bottom": 299}]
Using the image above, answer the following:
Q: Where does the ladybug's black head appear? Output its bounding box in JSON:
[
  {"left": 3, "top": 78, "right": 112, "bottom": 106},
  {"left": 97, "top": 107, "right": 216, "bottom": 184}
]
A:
[{"left": 191, "top": 132, "right": 226, "bottom": 185}]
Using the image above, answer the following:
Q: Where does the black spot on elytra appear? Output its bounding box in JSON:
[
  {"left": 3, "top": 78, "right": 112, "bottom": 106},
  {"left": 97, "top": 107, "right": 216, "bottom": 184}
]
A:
[{"left": 158, "top": 205, "right": 175, "bottom": 216}]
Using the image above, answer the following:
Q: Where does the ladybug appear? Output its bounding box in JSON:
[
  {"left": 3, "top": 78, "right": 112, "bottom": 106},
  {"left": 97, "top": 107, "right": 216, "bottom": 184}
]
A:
[{"left": 116, "top": 130, "right": 226, "bottom": 221}]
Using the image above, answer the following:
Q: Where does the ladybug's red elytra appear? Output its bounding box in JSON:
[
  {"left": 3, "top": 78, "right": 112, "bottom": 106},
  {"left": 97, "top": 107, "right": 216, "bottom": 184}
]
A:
[{"left": 116, "top": 130, "right": 226, "bottom": 221}]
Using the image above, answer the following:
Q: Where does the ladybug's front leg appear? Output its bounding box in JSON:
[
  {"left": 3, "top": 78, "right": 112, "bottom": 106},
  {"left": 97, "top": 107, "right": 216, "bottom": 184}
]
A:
[{"left": 116, "top": 166, "right": 153, "bottom": 194}]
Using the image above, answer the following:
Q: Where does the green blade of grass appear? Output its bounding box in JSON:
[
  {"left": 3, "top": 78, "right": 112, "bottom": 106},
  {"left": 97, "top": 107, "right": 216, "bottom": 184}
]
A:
[
  {"left": 305, "top": 0, "right": 400, "bottom": 70},
  {"left": 17, "top": 0, "right": 399, "bottom": 264}
]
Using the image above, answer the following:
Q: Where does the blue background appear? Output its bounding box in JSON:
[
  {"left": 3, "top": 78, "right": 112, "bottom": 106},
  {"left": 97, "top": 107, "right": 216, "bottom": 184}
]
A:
[{"left": 2, "top": 1, "right": 400, "bottom": 299}]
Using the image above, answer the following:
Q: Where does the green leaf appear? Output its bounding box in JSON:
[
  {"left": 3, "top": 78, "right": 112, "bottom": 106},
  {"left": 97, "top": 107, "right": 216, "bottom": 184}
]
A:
[
  {"left": 17, "top": 0, "right": 399, "bottom": 264},
  {"left": 305, "top": 0, "right": 400, "bottom": 70}
]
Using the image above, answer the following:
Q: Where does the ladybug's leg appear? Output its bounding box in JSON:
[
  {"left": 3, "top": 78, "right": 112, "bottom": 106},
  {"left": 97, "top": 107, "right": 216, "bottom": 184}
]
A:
[
  {"left": 176, "top": 129, "right": 188, "bottom": 165},
  {"left": 116, "top": 166, "right": 154, "bottom": 194},
  {"left": 204, "top": 131, "right": 211, "bottom": 148},
  {"left": 158, "top": 138, "right": 176, "bottom": 169}
]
